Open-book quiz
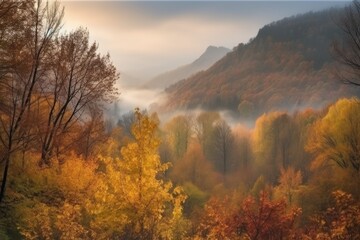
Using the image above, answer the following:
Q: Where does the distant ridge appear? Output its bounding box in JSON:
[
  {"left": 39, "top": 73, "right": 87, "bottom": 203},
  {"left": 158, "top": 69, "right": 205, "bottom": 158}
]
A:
[
  {"left": 162, "top": 8, "right": 360, "bottom": 117},
  {"left": 144, "top": 46, "right": 230, "bottom": 89}
]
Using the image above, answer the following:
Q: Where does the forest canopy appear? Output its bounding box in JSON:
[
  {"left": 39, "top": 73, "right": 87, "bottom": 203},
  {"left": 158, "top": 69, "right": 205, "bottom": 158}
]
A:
[{"left": 0, "top": 0, "right": 360, "bottom": 239}]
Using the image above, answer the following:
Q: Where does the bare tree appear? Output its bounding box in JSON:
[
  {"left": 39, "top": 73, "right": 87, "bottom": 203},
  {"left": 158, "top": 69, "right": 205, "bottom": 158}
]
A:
[
  {"left": 212, "top": 119, "right": 234, "bottom": 176},
  {"left": 0, "top": 1, "right": 32, "bottom": 117},
  {"left": 38, "top": 27, "right": 118, "bottom": 165},
  {"left": 334, "top": 0, "right": 360, "bottom": 86},
  {"left": 0, "top": 0, "right": 63, "bottom": 202},
  {"left": 75, "top": 108, "right": 108, "bottom": 161}
]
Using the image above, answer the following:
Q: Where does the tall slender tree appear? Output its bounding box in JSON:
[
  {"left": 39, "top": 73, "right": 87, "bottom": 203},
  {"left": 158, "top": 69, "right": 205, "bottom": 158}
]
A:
[
  {"left": 38, "top": 27, "right": 118, "bottom": 165},
  {"left": 212, "top": 119, "right": 233, "bottom": 177},
  {"left": 0, "top": 0, "right": 63, "bottom": 202}
]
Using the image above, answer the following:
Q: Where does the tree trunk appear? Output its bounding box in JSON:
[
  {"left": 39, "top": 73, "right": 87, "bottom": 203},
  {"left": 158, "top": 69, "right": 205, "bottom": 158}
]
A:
[{"left": 0, "top": 151, "right": 10, "bottom": 203}]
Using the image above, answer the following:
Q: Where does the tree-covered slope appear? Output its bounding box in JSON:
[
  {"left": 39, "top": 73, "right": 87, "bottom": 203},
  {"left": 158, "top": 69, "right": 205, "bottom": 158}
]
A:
[{"left": 163, "top": 8, "right": 359, "bottom": 117}]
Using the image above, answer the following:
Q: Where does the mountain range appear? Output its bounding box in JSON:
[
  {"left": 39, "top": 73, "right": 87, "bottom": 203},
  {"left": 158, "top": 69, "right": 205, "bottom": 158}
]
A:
[{"left": 160, "top": 8, "right": 360, "bottom": 118}]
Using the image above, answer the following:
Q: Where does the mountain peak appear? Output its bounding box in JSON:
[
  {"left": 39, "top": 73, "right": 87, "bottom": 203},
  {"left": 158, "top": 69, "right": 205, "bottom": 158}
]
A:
[
  {"left": 193, "top": 45, "right": 230, "bottom": 66},
  {"left": 144, "top": 45, "right": 230, "bottom": 90},
  {"left": 162, "top": 8, "right": 360, "bottom": 116},
  {"left": 206, "top": 45, "right": 228, "bottom": 52}
]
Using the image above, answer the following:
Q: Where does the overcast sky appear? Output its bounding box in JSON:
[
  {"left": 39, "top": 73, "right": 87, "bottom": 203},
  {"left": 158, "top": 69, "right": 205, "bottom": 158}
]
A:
[{"left": 61, "top": 1, "right": 349, "bottom": 83}]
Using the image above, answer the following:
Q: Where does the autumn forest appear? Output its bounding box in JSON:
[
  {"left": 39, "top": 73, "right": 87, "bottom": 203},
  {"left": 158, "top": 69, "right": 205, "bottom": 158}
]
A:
[{"left": 1, "top": 1, "right": 360, "bottom": 240}]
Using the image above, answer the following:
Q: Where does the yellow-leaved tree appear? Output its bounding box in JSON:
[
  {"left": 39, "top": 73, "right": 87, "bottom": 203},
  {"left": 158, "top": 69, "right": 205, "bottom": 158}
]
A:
[
  {"left": 91, "top": 108, "right": 187, "bottom": 240},
  {"left": 307, "top": 98, "right": 360, "bottom": 172},
  {"left": 306, "top": 98, "right": 360, "bottom": 198},
  {"left": 12, "top": 153, "right": 98, "bottom": 239}
]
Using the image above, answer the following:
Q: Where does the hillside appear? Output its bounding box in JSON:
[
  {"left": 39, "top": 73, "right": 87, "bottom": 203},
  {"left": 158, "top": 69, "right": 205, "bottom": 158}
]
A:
[
  {"left": 162, "top": 8, "right": 359, "bottom": 117},
  {"left": 144, "top": 46, "right": 230, "bottom": 89}
]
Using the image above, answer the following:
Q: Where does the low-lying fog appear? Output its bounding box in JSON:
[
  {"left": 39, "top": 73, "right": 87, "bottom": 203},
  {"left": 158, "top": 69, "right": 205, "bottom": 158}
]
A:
[
  {"left": 105, "top": 85, "right": 333, "bottom": 131},
  {"left": 118, "top": 88, "right": 162, "bottom": 113},
  {"left": 106, "top": 87, "right": 257, "bottom": 130},
  {"left": 105, "top": 86, "right": 166, "bottom": 121}
]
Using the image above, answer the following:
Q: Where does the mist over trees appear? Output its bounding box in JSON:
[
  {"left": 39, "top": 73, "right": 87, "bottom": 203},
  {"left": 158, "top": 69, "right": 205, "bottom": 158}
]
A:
[
  {"left": 163, "top": 8, "right": 360, "bottom": 118},
  {"left": 0, "top": 0, "right": 360, "bottom": 239}
]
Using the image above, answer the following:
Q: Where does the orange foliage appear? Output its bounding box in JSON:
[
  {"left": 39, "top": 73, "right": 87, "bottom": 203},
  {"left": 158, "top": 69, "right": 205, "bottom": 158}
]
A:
[
  {"left": 170, "top": 143, "right": 221, "bottom": 191},
  {"left": 306, "top": 191, "right": 360, "bottom": 239},
  {"left": 196, "top": 191, "right": 301, "bottom": 240},
  {"left": 234, "top": 191, "right": 301, "bottom": 240}
]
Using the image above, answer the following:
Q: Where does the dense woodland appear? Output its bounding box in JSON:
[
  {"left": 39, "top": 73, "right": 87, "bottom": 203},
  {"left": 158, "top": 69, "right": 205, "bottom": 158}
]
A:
[{"left": 1, "top": 0, "right": 360, "bottom": 240}]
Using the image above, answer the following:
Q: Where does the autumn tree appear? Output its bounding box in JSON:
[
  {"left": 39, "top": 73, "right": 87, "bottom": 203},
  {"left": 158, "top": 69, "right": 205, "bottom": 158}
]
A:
[
  {"left": 6, "top": 153, "right": 99, "bottom": 239},
  {"left": 91, "top": 109, "right": 186, "bottom": 239},
  {"left": 194, "top": 111, "right": 220, "bottom": 153},
  {"left": 306, "top": 98, "right": 360, "bottom": 173},
  {"left": 196, "top": 196, "right": 237, "bottom": 240},
  {"left": 75, "top": 108, "right": 108, "bottom": 160},
  {"left": 165, "top": 114, "right": 192, "bottom": 160},
  {"left": 0, "top": 0, "right": 63, "bottom": 203},
  {"left": 334, "top": 0, "right": 360, "bottom": 86},
  {"left": 275, "top": 167, "right": 302, "bottom": 205},
  {"left": 117, "top": 109, "right": 147, "bottom": 140},
  {"left": 211, "top": 119, "right": 234, "bottom": 177},
  {"left": 307, "top": 190, "right": 360, "bottom": 239},
  {"left": 291, "top": 109, "right": 320, "bottom": 181},
  {"left": 233, "top": 191, "right": 301, "bottom": 240},
  {"left": 196, "top": 191, "right": 301, "bottom": 240},
  {"left": 232, "top": 125, "right": 252, "bottom": 171},
  {"left": 0, "top": 0, "right": 30, "bottom": 79},
  {"left": 252, "top": 112, "right": 295, "bottom": 183},
  {"left": 170, "top": 142, "right": 221, "bottom": 191},
  {"left": 38, "top": 27, "right": 118, "bottom": 166}
]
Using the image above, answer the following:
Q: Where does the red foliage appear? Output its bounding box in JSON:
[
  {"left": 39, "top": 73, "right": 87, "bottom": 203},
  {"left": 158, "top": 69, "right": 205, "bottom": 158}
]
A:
[
  {"left": 233, "top": 191, "right": 301, "bottom": 240},
  {"left": 197, "top": 191, "right": 301, "bottom": 240}
]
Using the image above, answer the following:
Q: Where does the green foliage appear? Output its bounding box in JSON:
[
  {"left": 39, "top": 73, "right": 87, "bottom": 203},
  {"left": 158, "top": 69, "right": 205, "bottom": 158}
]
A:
[
  {"left": 182, "top": 182, "right": 209, "bottom": 217},
  {"left": 0, "top": 219, "right": 10, "bottom": 240}
]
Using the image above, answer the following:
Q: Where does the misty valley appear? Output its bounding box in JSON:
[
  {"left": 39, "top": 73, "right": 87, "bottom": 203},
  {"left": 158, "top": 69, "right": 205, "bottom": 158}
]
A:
[{"left": 1, "top": 1, "right": 360, "bottom": 239}]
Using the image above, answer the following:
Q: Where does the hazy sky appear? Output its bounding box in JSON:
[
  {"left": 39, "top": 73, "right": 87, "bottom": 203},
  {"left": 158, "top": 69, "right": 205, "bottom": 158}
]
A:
[{"left": 61, "top": 1, "right": 349, "bottom": 82}]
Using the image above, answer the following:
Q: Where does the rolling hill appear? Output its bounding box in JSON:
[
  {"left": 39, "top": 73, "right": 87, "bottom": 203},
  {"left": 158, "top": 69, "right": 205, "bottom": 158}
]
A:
[{"left": 162, "top": 8, "right": 360, "bottom": 118}]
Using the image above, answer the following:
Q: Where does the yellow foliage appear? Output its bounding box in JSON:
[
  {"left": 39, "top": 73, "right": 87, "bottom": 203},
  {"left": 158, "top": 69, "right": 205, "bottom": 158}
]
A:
[
  {"left": 90, "top": 109, "right": 187, "bottom": 239},
  {"left": 55, "top": 203, "right": 91, "bottom": 240},
  {"left": 306, "top": 98, "right": 360, "bottom": 172},
  {"left": 17, "top": 202, "right": 53, "bottom": 240},
  {"left": 9, "top": 152, "right": 97, "bottom": 239},
  {"left": 274, "top": 167, "right": 302, "bottom": 205}
]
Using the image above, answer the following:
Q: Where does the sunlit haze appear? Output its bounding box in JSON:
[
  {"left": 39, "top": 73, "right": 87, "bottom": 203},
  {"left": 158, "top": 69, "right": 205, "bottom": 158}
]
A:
[
  {"left": 3, "top": 1, "right": 360, "bottom": 236},
  {"left": 61, "top": 1, "right": 348, "bottom": 82}
]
